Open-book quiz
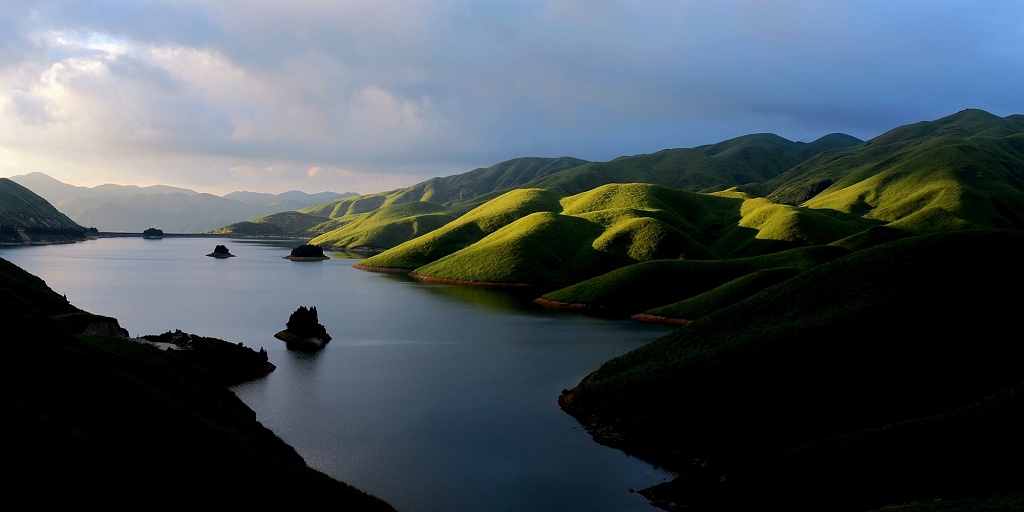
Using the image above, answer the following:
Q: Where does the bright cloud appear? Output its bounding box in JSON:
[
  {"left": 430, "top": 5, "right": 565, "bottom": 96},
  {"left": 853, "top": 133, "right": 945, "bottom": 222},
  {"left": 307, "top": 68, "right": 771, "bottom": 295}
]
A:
[{"left": 0, "top": 0, "right": 1022, "bottom": 195}]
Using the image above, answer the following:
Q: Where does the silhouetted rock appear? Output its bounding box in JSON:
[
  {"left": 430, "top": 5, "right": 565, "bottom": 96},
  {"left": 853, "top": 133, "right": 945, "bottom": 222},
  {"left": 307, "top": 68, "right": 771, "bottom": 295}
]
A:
[
  {"left": 206, "top": 244, "right": 235, "bottom": 258},
  {"left": 283, "top": 243, "right": 329, "bottom": 260},
  {"left": 274, "top": 306, "right": 332, "bottom": 350}
]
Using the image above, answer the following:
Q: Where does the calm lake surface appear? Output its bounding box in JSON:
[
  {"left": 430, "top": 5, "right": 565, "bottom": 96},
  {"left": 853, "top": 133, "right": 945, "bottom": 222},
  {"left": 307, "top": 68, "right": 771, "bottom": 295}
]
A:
[{"left": 2, "top": 237, "right": 673, "bottom": 512}]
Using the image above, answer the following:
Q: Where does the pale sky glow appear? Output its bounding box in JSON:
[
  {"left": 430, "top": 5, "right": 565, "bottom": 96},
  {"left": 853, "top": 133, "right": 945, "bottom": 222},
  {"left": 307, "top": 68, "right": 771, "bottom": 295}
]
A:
[{"left": 1, "top": 0, "right": 1022, "bottom": 195}]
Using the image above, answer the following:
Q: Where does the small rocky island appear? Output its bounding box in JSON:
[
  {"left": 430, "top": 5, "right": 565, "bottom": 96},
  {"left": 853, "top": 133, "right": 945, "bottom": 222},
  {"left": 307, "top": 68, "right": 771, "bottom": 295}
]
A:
[
  {"left": 284, "top": 243, "right": 329, "bottom": 261},
  {"left": 142, "top": 227, "right": 164, "bottom": 239},
  {"left": 206, "top": 244, "right": 235, "bottom": 258},
  {"left": 274, "top": 306, "right": 332, "bottom": 351}
]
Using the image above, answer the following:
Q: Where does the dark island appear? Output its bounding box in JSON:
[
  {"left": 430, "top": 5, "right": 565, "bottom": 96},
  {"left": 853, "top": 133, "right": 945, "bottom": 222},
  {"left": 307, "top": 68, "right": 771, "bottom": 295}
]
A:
[
  {"left": 142, "top": 227, "right": 164, "bottom": 239},
  {"left": 274, "top": 305, "right": 332, "bottom": 350},
  {"left": 206, "top": 244, "right": 235, "bottom": 258},
  {"left": 283, "top": 243, "right": 329, "bottom": 261}
]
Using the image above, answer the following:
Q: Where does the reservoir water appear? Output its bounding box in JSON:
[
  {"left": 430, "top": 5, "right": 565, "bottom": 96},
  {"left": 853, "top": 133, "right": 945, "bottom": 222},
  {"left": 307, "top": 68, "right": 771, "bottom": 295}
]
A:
[{"left": 1, "top": 237, "right": 673, "bottom": 512}]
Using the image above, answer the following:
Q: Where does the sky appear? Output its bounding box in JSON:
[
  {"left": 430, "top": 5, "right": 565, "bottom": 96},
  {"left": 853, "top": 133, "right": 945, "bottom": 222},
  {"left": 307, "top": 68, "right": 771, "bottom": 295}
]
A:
[{"left": 1, "top": 1, "right": 1022, "bottom": 195}]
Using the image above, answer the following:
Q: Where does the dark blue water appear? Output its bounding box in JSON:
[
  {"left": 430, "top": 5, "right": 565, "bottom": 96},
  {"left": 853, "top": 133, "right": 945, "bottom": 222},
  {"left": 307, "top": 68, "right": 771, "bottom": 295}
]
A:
[{"left": 1, "top": 237, "right": 673, "bottom": 512}]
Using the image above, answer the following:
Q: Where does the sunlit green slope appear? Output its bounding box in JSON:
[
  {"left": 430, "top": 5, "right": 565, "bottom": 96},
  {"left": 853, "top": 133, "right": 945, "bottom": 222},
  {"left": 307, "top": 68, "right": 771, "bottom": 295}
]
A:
[
  {"left": 286, "top": 157, "right": 586, "bottom": 245},
  {"left": 765, "top": 110, "right": 1024, "bottom": 233},
  {"left": 359, "top": 183, "right": 869, "bottom": 286},
  {"left": 560, "top": 229, "right": 1024, "bottom": 510},
  {"left": 215, "top": 210, "right": 331, "bottom": 236},
  {"left": 357, "top": 188, "right": 563, "bottom": 269},
  {"left": 365, "top": 183, "right": 744, "bottom": 285},
  {"left": 219, "top": 132, "right": 858, "bottom": 243},
  {"left": 309, "top": 201, "right": 458, "bottom": 250},
  {"left": 804, "top": 133, "right": 1024, "bottom": 230}
]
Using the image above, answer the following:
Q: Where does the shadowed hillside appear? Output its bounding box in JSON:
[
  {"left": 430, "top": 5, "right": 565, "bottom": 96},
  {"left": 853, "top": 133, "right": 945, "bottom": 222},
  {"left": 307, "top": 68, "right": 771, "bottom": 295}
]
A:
[
  {"left": 0, "top": 256, "right": 395, "bottom": 510},
  {"left": 0, "top": 178, "right": 91, "bottom": 243},
  {"left": 559, "top": 230, "right": 1024, "bottom": 511}
]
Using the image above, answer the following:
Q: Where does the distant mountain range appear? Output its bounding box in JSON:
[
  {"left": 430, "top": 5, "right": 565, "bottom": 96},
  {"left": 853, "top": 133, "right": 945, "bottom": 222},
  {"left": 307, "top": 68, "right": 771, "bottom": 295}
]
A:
[{"left": 6, "top": 172, "right": 356, "bottom": 233}]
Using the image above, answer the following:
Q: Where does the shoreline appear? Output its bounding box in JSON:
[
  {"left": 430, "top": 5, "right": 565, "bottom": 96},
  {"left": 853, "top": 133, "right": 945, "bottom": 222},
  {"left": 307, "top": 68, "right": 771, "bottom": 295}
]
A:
[
  {"left": 630, "top": 313, "right": 689, "bottom": 327},
  {"left": 533, "top": 297, "right": 597, "bottom": 310},
  {"left": 351, "top": 263, "right": 413, "bottom": 274},
  {"left": 410, "top": 272, "right": 540, "bottom": 288}
]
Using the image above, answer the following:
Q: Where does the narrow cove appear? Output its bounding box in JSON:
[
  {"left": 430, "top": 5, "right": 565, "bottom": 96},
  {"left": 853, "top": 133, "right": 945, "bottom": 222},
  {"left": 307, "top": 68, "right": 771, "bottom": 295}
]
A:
[{"left": 1, "top": 237, "right": 673, "bottom": 512}]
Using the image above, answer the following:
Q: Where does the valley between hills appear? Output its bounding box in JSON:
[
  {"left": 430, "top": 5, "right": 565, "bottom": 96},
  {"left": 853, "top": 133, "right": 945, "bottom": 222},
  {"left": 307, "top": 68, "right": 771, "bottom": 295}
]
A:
[{"left": 2, "top": 108, "right": 1023, "bottom": 510}]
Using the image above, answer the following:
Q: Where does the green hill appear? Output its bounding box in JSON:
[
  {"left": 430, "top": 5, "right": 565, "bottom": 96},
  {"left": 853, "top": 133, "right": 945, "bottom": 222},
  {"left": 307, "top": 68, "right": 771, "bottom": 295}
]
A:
[
  {"left": 310, "top": 201, "right": 459, "bottom": 250},
  {"left": 221, "top": 133, "right": 858, "bottom": 244},
  {"left": 216, "top": 210, "right": 331, "bottom": 236},
  {"left": 357, "top": 188, "right": 563, "bottom": 269},
  {"left": 803, "top": 133, "right": 1024, "bottom": 231},
  {"left": 540, "top": 245, "right": 849, "bottom": 313},
  {"left": 559, "top": 229, "right": 1024, "bottom": 510},
  {"left": 358, "top": 183, "right": 873, "bottom": 287},
  {"left": 764, "top": 110, "right": 1024, "bottom": 234},
  {"left": 362, "top": 184, "right": 742, "bottom": 285},
  {"left": 514, "top": 131, "right": 861, "bottom": 199},
  {"left": 0, "top": 178, "right": 90, "bottom": 243},
  {"left": 278, "top": 157, "right": 587, "bottom": 245},
  {"left": 0, "top": 256, "right": 395, "bottom": 510}
]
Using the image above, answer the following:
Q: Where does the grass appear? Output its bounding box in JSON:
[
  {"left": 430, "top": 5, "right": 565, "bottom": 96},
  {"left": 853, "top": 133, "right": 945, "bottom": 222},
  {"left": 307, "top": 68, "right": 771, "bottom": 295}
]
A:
[
  {"left": 804, "top": 134, "right": 1024, "bottom": 231},
  {"left": 358, "top": 188, "right": 563, "bottom": 269},
  {"left": 413, "top": 211, "right": 609, "bottom": 284},
  {"left": 541, "top": 244, "right": 849, "bottom": 313},
  {"left": 310, "top": 201, "right": 458, "bottom": 249},
  {"left": 215, "top": 210, "right": 330, "bottom": 236},
  {"left": 766, "top": 109, "right": 1024, "bottom": 205},
  {"left": 362, "top": 182, "right": 873, "bottom": 286}
]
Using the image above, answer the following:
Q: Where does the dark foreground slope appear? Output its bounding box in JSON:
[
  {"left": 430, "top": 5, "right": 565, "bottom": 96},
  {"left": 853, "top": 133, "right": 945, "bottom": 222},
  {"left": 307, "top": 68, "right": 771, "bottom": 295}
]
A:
[
  {"left": 559, "top": 230, "right": 1024, "bottom": 511},
  {"left": 0, "top": 257, "right": 394, "bottom": 511},
  {"left": 0, "top": 177, "right": 91, "bottom": 243}
]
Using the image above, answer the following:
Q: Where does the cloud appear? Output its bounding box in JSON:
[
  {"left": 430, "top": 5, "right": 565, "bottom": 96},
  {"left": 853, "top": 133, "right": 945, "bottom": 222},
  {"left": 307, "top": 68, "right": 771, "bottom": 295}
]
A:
[{"left": 0, "top": 0, "right": 1022, "bottom": 195}]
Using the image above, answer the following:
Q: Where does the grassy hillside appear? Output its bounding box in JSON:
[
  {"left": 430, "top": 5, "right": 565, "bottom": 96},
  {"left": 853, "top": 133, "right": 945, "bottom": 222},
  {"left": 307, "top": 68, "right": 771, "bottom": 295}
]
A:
[
  {"left": 764, "top": 110, "right": 1024, "bottom": 235},
  {"left": 358, "top": 188, "right": 563, "bottom": 269},
  {"left": 224, "top": 133, "right": 857, "bottom": 243},
  {"left": 0, "top": 177, "right": 90, "bottom": 243},
  {"left": 520, "top": 132, "right": 862, "bottom": 198},
  {"left": 310, "top": 201, "right": 459, "bottom": 250},
  {"left": 384, "top": 156, "right": 589, "bottom": 206},
  {"left": 803, "top": 133, "right": 1024, "bottom": 231},
  {"left": 540, "top": 245, "right": 848, "bottom": 313},
  {"left": 559, "top": 229, "right": 1024, "bottom": 510},
  {"left": 358, "top": 183, "right": 872, "bottom": 287},
  {"left": 0, "top": 256, "right": 395, "bottom": 510},
  {"left": 363, "top": 184, "right": 742, "bottom": 284},
  {"left": 216, "top": 210, "right": 331, "bottom": 236}
]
